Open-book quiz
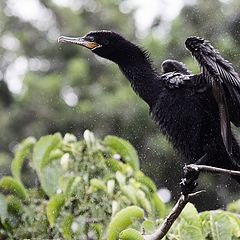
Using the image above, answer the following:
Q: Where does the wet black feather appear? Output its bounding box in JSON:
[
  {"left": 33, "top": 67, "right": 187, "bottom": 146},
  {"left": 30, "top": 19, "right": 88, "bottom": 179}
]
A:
[{"left": 185, "top": 37, "right": 240, "bottom": 155}]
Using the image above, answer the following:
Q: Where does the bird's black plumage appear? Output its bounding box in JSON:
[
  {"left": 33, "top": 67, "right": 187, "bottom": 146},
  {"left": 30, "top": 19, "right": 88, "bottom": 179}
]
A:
[
  {"left": 58, "top": 31, "right": 240, "bottom": 190},
  {"left": 161, "top": 59, "right": 191, "bottom": 75},
  {"left": 185, "top": 37, "right": 240, "bottom": 155}
]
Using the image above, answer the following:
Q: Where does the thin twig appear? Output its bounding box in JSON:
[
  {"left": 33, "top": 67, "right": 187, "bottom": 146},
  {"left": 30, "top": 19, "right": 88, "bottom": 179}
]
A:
[
  {"left": 186, "top": 164, "right": 240, "bottom": 177},
  {"left": 143, "top": 190, "right": 204, "bottom": 240}
]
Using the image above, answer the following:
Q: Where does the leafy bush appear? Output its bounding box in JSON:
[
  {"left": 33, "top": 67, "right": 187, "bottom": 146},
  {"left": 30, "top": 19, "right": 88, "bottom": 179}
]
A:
[
  {"left": 0, "top": 130, "right": 164, "bottom": 239},
  {"left": 0, "top": 130, "right": 239, "bottom": 239}
]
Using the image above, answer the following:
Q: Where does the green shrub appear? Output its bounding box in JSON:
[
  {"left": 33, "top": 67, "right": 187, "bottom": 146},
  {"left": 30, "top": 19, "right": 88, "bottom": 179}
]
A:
[
  {"left": 0, "top": 130, "right": 239, "bottom": 239},
  {"left": 0, "top": 130, "right": 164, "bottom": 239}
]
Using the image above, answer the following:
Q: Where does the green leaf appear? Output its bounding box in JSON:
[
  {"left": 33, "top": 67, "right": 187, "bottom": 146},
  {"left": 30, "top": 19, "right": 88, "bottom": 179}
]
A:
[
  {"left": 120, "top": 185, "right": 138, "bottom": 205},
  {"left": 180, "top": 203, "right": 200, "bottom": 225},
  {"left": 0, "top": 193, "right": 7, "bottom": 222},
  {"left": 199, "top": 211, "right": 211, "bottom": 238},
  {"left": 135, "top": 171, "right": 157, "bottom": 193},
  {"left": 32, "top": 134, "right": 63, "bottom": 196},
  {"left": 47, "top": 193, "right": 65, "bottom": 227},
  {"left": 90, "top": 178, "right": 107, "bottom": 192},
  {"left": 151, "top": 193, "right": 165, "bottom": 218},
  {"left": 210, "top": 212, "right": 236, "bottom": 240},
  {"left": 92, "top": 223, "right": 104, "bottom": 239},
  {"left": 106, "top": 158, "right": 124, "bottom": 172},
  {"left": 227, "top": 212, "right": 240, "bottom": 238},
  {"left": 135, "top": 189, "right": 152, "bottom": 214},
  {"left": 107, "top": 205, "right": 144, "bottom": 240},
  {"left": 0, "top": 176, "right": 27, "bottom": 200},
  {"left": 177, "top": 203, "right": 204, "bottom": 240},
  {"left": 6, "top": 195, "right": 23, "bottom": 216},
  {"left": 11, "top": 137, "right": 36, "bottom": 184},
  {"left": 141, "top": 220, "right": 155, "bottom": 234},
  {"left": 227, "top": 199, "right": 240, "bottom": 214},
  {"left": 64, "top": 176, "right": 81, "bottom": 199},
  {"left": 116, "top": 171, "right": 126, "bottom": 186},
  {"left": 119, "top": 228, "right": 144, "bottom": 240},
  {"left": 32, "top": 133, "right": 62, "bottom": 172},
  {"left": 104, "top": 135, "right": 139, "bottom": 170},
  {"left": 40, "top": 160, "right": 63, "bottom": 196},
  {"left": 62, "top": 214, "right": 74, "bottom": 240}
]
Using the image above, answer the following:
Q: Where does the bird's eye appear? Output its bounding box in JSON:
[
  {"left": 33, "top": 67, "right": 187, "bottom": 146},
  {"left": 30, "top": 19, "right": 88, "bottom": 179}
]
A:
[{"left": 86, "top": 36, "right": 95, "bottom": 42}]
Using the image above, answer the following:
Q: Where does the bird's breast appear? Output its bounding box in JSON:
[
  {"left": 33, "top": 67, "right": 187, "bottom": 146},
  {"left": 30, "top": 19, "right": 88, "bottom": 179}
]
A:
[{"left": 150, "top": 88, "right": 209, "bottom": 162}]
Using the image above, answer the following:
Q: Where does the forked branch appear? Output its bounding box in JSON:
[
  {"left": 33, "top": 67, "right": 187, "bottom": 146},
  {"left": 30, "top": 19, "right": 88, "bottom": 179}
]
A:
[
  {"left": 143, "top": 163, "right": 240, "bottom": 240},
  {"left": 143, "top": 190, "right": 204, "bottom": 240}
]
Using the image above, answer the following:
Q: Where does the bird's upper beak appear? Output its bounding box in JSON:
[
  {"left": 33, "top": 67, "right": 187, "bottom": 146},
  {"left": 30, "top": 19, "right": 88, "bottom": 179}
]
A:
[{"left": 58, "top": 36, "right": 101, "bottom": 50}]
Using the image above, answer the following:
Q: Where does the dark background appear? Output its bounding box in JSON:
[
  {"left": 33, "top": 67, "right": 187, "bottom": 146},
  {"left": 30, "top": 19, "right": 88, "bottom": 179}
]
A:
[{"left": 0, "top": 0, "right": 240, "bottom": 210}]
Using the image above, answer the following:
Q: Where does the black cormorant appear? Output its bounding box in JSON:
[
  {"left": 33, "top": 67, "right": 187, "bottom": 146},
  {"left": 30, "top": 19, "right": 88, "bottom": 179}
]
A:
[{"left": 58, "top": 31, "right": 240, "bottom": 193}]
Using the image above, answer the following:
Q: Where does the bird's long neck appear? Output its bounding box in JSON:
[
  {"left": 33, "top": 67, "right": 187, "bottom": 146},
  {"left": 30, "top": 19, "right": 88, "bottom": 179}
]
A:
[{"left": 117, "top": 44, "right": 160, "bottom": 107}]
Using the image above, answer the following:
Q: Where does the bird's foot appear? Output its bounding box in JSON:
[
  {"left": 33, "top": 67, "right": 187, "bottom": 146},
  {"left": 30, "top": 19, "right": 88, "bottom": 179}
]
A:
[
  {"left": 180, "top": 177, "right": 198, "bottom": 195},
  {"left": 180, "top": 164, "right": 200, "bottom": 195}
]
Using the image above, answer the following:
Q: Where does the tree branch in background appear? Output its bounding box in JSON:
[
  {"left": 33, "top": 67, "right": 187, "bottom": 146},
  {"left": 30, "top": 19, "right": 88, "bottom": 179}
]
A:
[{"left": 143, "top": 190, "right": 205, "bottom": 240}]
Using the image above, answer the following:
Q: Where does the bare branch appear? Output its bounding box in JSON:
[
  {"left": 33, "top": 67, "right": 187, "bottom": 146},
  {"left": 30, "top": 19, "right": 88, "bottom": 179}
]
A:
[
  {"left": 186, "top": 164, "right": 240, "bottom": 177},
  {"left": 142, "top": 163, "right": 240, "bottom": 240},
  {"left": 143, "top": 190, "right": 204, "bottom": 240}
]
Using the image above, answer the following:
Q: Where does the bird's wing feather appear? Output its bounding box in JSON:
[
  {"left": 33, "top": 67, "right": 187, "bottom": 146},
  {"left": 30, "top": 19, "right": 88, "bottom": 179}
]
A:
[
  {"left": 161, "top": 72, "right": 207, "bottom": 92},
  {"left": 161, "top": 59, "right": 210, "bottom": 92},
  {"left": 212, "top": 81, "right": 232, "bottom": 155},
  {"left": 223, "top": 84, "right": 240, "bottom": 127},
  {"left": 185, "top": 37, "right": 240, "bottom": 127},
  {"left": 185, "top": 37, "right": 240, "bottom": 155},
  {"left": 161, "top": 72, "right": 192, "bottom": 89},
  {"left": 185, "top": 37, "right": 240, "bottom": 87}
]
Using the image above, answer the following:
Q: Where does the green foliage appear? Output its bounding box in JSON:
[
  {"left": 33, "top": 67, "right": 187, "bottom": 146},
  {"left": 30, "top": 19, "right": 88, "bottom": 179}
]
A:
[
  {"left": 0, "top": 131, "right": 239, "bottom": 239},
  {"left": 119, "top": 228, "right": 144, "bottom": 240},
  {"left": 107, "top": 206, "right": 144, "bottom": 240},
  {"left": 0, "top": 131, "right": 164, "bottom": 239},
  {"left": 227, "top": 199, "right": 240, "bottom": 214},
  {"left": 120, "top": 203, "right": 240, "bottom": 240},
  {"left": 11, "top": 137, "right": 36, "bottom": 184},
  {"left": 32, "top": 133, "right": 63, "bottom": 196},
  {"left": 0, "top": 177, "right": 27, "bottom": 200},
  {"left": 199, "top": 210, "right": 240, "bottom": 240},
  {"left": 104, "top": 135, "right": 140, "bottom": 171},
  {"left": 0, "top": 194, "right": 7, "bottom": 223},
  {"left": 47, "top": 193, "right": 65, "bottom": 227}
]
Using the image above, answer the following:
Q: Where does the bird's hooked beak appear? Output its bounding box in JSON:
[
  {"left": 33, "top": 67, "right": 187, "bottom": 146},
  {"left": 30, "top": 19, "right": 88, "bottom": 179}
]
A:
[{"left": 58, "top": 35, "right": 101, "bottom": 50}]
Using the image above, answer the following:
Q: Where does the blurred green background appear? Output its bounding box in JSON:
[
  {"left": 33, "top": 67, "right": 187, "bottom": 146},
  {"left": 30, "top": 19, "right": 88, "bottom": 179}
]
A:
[{"left": 0, "top": 0, "right": 240, "bottom": 210}]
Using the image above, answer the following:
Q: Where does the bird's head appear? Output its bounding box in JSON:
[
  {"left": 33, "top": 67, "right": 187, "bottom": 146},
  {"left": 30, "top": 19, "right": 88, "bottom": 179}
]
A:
[{"left": 58, "top": 30, "right": 129, "bottom": 62}]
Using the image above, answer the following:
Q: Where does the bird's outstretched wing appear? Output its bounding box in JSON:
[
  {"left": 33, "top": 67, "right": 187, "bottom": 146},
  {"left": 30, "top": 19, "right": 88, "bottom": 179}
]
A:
[{"left": 185, "top": 36, "right": 240, "bottom": 155}]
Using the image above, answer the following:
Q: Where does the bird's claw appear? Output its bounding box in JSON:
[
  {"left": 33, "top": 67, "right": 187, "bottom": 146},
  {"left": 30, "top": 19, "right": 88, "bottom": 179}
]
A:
[
  {"left": 180, "top": 177, "right": 198, "bottom": 195},
  {"left": 180, "top": 164, "right": 199, "bottom": 195}
]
